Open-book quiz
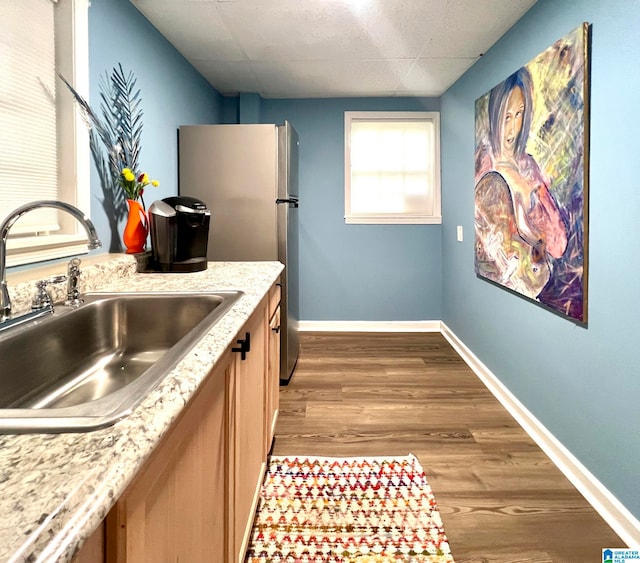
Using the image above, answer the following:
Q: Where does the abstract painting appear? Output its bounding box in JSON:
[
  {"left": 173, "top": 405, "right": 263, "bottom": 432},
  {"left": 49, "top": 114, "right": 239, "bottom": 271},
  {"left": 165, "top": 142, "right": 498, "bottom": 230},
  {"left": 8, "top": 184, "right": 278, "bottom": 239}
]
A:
[{"left": 474, "top": 23, "right": 590, "bottom": 323}]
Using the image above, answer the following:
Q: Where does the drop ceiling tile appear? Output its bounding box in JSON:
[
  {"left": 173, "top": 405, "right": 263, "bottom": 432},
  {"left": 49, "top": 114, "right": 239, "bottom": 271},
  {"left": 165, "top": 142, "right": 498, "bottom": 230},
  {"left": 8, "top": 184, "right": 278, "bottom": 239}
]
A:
[
  {"left": 192, "top": 60, "right": 261, "bottom": 96},
  {"left": 398, "top": 57, "right": 479, "bottom": 96},
  {"left": 131, "top": 0, "right": 538, "bottom": 98},
  {"left": 419, "top": 0, "right": 537, "bottom": 58},
  {"left": 344, "top": 0, "right": 448, "bottom": 60},
  {"left": 217, "top": 2, "right": 375, "bottom": 61},
  {"left": 251, "top": 59, "right": 414, "bottom": 98},
  {"left": 216, "top": 0, "right": 445, "bottom": 61},
  {"left": 132, "top": 1, "right": 246, "bottom": 61}
]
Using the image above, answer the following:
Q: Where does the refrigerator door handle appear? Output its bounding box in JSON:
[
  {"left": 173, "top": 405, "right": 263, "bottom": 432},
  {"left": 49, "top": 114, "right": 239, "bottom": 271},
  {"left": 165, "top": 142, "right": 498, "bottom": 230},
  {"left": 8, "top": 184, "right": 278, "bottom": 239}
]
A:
[{"left": 276, "top": 198, "right": 299, "bottom": 208}]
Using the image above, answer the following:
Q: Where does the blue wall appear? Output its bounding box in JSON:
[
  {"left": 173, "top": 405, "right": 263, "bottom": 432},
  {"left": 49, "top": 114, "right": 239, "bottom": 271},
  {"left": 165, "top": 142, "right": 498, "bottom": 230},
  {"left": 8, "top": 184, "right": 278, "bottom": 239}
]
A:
[
  {"left": 441, "top": 0, "right": 640, "bottom": 520},
  {"left": 261, "top": 98, "right": 442, "bottom": 322},
  {"left": 88, "top": 0, "right": 223, "bottom": 250},
  {"left": 88, "top": 2, "right": 441, "bottom": 324}
]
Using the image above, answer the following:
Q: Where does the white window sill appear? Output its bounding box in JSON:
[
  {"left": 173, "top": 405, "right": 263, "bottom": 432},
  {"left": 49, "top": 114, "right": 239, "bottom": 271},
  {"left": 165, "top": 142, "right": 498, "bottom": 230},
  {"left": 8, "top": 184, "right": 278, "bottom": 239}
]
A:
[
  {"left": 345, "top": 214, "right": 442, "bottom": 225},
  {"left": 5, "top": 234, "right": 92, "bottom": 268}
]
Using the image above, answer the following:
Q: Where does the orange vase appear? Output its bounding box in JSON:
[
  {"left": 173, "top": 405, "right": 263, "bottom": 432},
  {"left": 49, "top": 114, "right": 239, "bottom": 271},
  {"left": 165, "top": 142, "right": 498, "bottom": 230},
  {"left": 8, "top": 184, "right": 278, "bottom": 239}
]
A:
[{"left": 123, "top": 199, "right": 148, "bottom": 254}]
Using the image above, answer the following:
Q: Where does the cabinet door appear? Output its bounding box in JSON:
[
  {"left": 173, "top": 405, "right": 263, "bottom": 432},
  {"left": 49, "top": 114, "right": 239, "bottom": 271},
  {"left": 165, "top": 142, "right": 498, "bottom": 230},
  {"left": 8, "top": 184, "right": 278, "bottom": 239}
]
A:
[
  {"left": 72, "top": 522, "right": 104, "bottom": 563},
  {"left": 106, "top": 360, "right": 229, "bottom": 563},
  {"left": 266, "top": 304, "right": 281, "bottom": 453},
  {"left": 228, "top": 304, "right": 267, "bottom": 563}
]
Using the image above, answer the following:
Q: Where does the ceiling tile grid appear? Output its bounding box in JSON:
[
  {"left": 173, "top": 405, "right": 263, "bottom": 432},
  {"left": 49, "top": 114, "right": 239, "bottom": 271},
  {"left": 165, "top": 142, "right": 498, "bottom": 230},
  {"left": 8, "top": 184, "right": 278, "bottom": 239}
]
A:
[{"left": 131, "top": 0, "right": 537, "bottom": 98}]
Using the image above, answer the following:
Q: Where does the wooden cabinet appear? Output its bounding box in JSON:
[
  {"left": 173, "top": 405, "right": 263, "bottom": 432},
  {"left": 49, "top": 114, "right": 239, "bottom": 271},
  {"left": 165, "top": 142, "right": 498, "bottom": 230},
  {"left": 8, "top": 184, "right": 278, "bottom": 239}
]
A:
[
  {"left": 72, "top": 522, "right": 104, "bottom": 563},
  {"left": 265, "top": 283, "right": 281, "bottom": 455},
  {"left": 106, "top": 357, "right": 229, "bottom": 562},
  {"left": 87, "top": 283, "right": 280, "bottom": 563},
  {"left": 227, "top": 284, "right": 281, "bottom": 562},
  {"left": 227, "top": 302, "right": 267, "bottom": 563}
]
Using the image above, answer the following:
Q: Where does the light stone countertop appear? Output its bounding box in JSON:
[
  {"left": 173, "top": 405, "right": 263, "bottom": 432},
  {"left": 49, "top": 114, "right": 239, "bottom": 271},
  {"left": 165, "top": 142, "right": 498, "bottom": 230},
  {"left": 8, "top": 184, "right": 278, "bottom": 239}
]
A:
[{"left": 0, "top": 255, "right": 284, "bottom": 562}]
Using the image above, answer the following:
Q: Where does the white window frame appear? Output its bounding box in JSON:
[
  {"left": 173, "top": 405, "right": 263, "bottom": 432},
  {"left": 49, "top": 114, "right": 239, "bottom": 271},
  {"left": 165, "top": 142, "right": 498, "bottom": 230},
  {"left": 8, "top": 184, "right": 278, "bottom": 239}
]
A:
[
  {"left": 344, "top": 111, "right": 441, "bottom": 225},
  {"left": 3, "top": 0, "right": 91, "bottom": 268}
]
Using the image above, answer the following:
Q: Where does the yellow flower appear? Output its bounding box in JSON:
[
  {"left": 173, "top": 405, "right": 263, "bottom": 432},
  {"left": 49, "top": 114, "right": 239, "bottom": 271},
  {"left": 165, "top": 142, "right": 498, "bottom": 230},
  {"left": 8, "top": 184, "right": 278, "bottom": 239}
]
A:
[{"left": 117, "top": 167, "right": 160, "bottom": 201}]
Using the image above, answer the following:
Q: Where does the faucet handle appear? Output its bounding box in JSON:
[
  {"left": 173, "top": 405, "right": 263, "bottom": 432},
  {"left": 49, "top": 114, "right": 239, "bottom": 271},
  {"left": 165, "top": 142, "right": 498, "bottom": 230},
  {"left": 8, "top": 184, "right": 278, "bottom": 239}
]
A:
[{"left": 32, "top": 275, "right": 67, "bottom": 311}]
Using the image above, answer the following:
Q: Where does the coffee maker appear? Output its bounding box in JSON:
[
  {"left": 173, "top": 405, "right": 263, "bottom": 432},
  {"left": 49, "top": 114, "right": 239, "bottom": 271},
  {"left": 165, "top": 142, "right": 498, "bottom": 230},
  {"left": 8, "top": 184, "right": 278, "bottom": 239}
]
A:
[{"left": 148, "top": 196, "right": 210, "bottom": 272}]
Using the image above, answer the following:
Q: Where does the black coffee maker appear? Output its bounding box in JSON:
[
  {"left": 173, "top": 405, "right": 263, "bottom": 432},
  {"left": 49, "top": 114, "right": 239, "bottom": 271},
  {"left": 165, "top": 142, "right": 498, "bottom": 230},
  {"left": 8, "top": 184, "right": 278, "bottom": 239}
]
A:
[{"left": 148, "top": 196, "right": 210, "bottom": 272}]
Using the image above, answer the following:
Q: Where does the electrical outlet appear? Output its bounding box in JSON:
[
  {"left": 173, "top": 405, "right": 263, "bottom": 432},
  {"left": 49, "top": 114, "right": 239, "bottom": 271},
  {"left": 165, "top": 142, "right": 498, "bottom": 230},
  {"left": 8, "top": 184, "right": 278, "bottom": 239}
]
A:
[{"left": 456, "top": 226, "right": 463, "bottom": 242}]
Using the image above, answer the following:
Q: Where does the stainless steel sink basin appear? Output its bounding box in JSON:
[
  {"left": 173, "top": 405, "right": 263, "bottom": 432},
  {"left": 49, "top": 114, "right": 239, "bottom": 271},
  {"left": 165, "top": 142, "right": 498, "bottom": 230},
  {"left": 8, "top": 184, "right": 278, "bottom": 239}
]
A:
[{"left": 0, "top": 290, "right": 242, "bottom": 434}]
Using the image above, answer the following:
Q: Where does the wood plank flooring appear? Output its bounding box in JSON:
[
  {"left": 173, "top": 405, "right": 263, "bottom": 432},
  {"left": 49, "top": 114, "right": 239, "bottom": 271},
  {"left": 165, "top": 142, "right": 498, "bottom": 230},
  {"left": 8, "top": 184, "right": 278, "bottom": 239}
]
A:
[{"left": 272, "top": 332, "right": 624, "bottom": 563}]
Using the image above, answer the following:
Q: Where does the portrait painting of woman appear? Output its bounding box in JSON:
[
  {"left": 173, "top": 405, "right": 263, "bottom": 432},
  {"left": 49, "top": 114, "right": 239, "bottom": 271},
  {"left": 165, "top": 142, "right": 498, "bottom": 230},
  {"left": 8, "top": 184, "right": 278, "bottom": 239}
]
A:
[{"left": 474, "top": 23, "right": 590, "bottom": 323}]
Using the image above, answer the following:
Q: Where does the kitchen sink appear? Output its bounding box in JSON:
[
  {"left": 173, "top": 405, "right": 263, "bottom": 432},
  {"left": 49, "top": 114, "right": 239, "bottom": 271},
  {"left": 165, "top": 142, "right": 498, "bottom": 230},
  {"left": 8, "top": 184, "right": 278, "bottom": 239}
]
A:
[{"left": 0, "top": 290, "right": 242, "bottom": 434}]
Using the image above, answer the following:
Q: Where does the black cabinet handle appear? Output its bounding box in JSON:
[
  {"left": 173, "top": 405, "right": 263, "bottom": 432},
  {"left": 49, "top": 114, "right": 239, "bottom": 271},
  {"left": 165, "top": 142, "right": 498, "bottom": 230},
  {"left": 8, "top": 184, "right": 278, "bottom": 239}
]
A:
[
  {"left": 272, "top": 326, "right": 280, "bottom": 334},
  {"left": 232, "top": 332, "right": 251, "bottom": 361}
]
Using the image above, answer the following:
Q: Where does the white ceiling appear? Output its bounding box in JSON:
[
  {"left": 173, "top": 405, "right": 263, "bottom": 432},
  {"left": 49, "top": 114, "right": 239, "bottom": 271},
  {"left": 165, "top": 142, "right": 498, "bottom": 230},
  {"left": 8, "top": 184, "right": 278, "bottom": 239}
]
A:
[{"left": 130, "top": 0, "right": 537, "bottom": 99}]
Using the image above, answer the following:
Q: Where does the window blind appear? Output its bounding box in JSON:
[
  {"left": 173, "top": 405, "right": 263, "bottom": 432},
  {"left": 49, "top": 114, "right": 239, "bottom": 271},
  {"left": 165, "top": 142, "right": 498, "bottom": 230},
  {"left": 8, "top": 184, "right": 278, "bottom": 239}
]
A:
[
  {"left": 349, "top": 119, "right": 433, "bottom": 215},
  {"left": 0, "top": 0, "right": 59, "bottom": 234}
]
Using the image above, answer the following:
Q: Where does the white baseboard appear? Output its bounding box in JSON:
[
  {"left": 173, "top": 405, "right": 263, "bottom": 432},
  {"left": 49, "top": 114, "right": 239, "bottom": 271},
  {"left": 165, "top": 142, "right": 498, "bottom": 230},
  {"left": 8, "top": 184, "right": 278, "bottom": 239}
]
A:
[
  {"left": 296, "top": 318, "right": 640, "bottom": 546},
  {"left": 440, "top": 321, "right": 640, "bottom": 548},
  {"left": 298, "top": 320, "right": 441, "bottom": 332}
]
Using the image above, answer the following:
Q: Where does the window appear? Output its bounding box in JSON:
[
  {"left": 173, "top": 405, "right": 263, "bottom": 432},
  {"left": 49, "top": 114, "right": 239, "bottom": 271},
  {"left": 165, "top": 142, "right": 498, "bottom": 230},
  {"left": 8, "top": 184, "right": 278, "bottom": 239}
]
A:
[
  {"left": 344, "top": 111, "right": 441, "bottom": 224},
  {"left": 0, "top": 0, "right": 90, "bottom": 267}
]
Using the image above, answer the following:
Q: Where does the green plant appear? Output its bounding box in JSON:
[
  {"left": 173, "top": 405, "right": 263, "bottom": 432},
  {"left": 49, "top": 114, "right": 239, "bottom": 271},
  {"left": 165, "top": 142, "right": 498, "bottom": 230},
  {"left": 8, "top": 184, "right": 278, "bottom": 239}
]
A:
[{"left": 59, "top": 64, "right": 157, "bottom": 207}]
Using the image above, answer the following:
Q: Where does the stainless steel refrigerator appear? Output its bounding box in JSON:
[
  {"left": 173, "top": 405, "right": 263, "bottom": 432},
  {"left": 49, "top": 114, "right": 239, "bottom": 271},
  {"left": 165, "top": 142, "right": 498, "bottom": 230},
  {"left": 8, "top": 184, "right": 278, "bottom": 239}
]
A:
[{"left": 178, "top": 122, "right": 299, "bottom": 384}]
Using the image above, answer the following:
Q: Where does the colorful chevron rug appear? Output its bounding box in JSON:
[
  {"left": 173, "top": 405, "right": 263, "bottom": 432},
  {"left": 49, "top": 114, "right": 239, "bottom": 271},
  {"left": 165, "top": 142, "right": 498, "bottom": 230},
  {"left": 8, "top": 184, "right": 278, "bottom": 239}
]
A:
[{"left": 245, "top": 454, "right": 455, "bottom": 562}]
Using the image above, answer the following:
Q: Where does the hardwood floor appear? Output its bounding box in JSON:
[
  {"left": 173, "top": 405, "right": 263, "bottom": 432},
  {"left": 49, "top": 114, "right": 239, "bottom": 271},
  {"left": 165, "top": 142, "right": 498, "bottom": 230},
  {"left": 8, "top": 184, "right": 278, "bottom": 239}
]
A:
[{"left": 272, "top": 332, "right": 624, "bottom": 563}]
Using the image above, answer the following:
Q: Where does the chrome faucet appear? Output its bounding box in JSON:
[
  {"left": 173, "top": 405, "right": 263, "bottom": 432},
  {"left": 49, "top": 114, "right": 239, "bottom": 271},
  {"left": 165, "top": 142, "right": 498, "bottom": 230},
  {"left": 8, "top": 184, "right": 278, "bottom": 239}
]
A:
[{"left": 0, "top": 200, "right": 102, "bottom": 323}]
